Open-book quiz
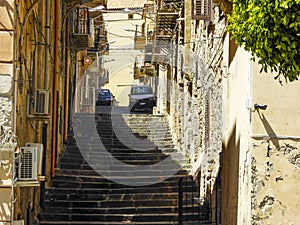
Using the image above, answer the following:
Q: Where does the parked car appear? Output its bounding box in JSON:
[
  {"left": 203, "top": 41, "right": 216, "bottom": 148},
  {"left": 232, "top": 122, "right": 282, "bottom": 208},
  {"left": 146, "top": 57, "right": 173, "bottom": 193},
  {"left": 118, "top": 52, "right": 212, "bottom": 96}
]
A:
[
  {"left": 129, "top": 85, "right": 156, "bottom": 113},
  {"left": 96, "top": 89, "right": 115, "bottom": 106}
]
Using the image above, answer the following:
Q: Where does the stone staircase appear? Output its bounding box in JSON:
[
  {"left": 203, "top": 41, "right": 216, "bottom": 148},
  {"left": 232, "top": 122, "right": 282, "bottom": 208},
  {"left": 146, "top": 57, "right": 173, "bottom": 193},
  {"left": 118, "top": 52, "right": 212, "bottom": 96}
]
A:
[{"left": 38, "top": 112, "right": 211, "bottom": 225}]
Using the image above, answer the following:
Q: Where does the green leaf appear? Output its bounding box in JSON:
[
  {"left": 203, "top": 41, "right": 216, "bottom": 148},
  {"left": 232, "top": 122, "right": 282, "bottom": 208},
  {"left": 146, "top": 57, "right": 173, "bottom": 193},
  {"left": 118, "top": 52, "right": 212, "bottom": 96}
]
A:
[{"left": 226, "top": 0, "right": 300, "bottom": 82}]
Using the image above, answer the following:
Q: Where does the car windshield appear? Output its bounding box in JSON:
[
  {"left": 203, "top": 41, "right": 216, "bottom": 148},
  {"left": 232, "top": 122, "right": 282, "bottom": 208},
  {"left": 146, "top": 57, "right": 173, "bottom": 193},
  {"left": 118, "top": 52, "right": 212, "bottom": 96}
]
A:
[
  {"left": 131, "top": 86, "right": 153, "bottom": 95},
  {"left": 99, "top": 90, "right": 111, "bottom": 97}
]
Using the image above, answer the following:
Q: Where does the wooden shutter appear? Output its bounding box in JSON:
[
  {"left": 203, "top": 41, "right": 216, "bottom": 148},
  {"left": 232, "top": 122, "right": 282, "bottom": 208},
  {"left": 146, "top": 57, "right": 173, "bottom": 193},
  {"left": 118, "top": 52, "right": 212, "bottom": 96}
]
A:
[
  {"left": 204, "top": 89, "right": 211, "bottom": 149},
  {"left": 192, "top": 0, "right": 212, "bottom": 20}
]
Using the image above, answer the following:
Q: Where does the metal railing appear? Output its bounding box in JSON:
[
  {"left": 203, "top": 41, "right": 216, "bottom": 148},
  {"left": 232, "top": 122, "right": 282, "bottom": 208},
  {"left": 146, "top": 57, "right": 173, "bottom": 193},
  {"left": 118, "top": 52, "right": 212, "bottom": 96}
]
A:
[
  {"left": 80, "top": 87, "right": 95, "bottom": 106},
  {"left": 178, "top": 176, "right": 211, "bottom": 224}
]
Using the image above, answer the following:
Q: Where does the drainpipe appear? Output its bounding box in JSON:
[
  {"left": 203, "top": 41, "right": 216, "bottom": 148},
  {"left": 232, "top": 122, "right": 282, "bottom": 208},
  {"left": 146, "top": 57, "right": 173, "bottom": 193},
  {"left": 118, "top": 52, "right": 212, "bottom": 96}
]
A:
[
  {"left": 51, "top": 0, "right": 59, "bottom": 177},
  {"left": 63, "top": 17, "right": 70, "bottom": 143},
  {"left": 44, "top": 0, "right": 50, "bottom": 89},
  {"left": 40, "top": 122, "right": 48, "bottom": 208}
]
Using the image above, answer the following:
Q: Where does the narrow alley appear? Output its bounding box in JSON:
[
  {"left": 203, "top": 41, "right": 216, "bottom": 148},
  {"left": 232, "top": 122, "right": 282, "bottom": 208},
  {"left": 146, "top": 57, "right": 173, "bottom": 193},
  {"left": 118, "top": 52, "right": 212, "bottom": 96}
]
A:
[
  {"left": 38, "top": 111, "right": 211, "bottom": 224},
  {"left": 0, "top": 0, "right": 299, "bottom": 225}
]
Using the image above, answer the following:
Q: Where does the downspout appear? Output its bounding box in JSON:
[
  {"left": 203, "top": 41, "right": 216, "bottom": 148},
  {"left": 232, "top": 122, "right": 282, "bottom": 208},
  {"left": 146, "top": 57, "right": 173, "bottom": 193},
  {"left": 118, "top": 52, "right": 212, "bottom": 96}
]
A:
[
  {"left": 51, "top": 0, "right": 59, "bottom": 177},
  {"left": 63, "top": 17, "right": 70, "bottom": 143},
  {"left": 40, "top": 122, "right": 48, "bottom": 208},
  {"left": 44, "top": 0, "right": 50, "bottom": 89},
  {"left": 13, "top": 25, "right": 19, "bottom": 135}
]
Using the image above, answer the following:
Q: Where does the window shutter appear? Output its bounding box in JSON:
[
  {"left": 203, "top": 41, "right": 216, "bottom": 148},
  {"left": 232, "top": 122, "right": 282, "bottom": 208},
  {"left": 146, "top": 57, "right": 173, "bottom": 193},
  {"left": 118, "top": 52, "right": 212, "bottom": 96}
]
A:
[
  {"left": 204, "top": 89, "right": 211, "bottom": 150},
  {"left": 192, "top": 0, "right": 212, "bottom": 20}
]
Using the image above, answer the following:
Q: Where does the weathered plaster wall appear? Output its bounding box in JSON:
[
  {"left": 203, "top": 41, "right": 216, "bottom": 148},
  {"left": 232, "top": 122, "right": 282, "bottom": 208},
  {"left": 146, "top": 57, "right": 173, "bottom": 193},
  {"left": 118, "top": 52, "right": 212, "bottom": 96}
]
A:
[
  {"left": 252, "top": 140, "right": 300, "bottom": 225},
  {"left": 251, "top": 64, "right": 300, "bottom": 225},
  {"left": 11, "top": 0, "right": 66, "bottom": 223},
  {"left": 0, "top": 1, "right": 15, "bottom": 224},
  {"left": 221, "top": 36, "right": 253, "bottom": 225},
  {"left": 0, "top": 0, "right": 14, "bottom": 129}
]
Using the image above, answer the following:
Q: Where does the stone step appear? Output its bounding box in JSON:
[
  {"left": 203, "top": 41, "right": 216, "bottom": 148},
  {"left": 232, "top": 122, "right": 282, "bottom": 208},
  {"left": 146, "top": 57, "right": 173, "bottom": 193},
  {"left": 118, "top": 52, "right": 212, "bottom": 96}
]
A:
[
  {"left": 58, "top": 156, "right": 174, "bottom": 164},
  {"left": 42, "top": 199, "right": 179, "bottom": 208},
  {"left": 44, "top": 192, "right": 181, "bottom": 201},
  {"left": 39, "top": 221, "right": 209, "bottom": 225},
  {"left": 39, "top": 212, "right": 201, "bottom": 223},
  {"left": 53, "top": 170, "right": 189, "bottom": 180},
  {"left": 39, "top": 113, "right": 206, "bottom": 225},
  {"left": 58, "top": 153, "right": 176, "bottom": 162},
  {"left": 75, "top": 131, "right": 172, "bottom": 139},
  {"left": 39, "top": 213, "right": 205, "bottom": 223},
  {"left": 45, "top": 185, "right": 198, "bottom": 195},
  {"left": 74, "top": 118, "right": 169, "bottom": 125},
  {"left": 50, "top": 176, "right": 195, "bottom": 188},
  {"left": 86, "top": 135, "right": 174, "bottom": 142},
  {"left": 64, "top": 146, "right": 176, "bottom": 156},
  {"left": 57, "top": 159, "right": 177, "bottom": 167},
  {"left": 42, "top": 206, "right": 179, "bottom": 214}
]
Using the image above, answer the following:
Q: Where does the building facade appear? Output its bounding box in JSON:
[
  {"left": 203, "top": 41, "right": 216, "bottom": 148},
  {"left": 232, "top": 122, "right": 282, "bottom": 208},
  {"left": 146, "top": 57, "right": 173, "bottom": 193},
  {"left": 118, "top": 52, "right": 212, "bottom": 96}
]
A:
[
  {"left": 0, "top": 0, "right": 107, "bottom": 224},
  {"left": 143, "top": 0, "right": 300, "bottom": 224},
  {"left": 1, "top": 0, "right": 299, "bottom": 224}
]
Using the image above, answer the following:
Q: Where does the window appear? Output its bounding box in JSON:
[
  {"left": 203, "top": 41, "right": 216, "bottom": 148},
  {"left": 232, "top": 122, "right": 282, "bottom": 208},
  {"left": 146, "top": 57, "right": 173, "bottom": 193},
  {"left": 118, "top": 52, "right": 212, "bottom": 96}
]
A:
[
  {"left": 128, "top": 13, "right": 134, "bottom": 19},
  {"left": 73, "top": 7, "right": 90, "bottom": 34},
  {"left": 131, "top": 86, "right": 153, "bottom": 95},
  {"left": 192, "top": 0, "right": 212, "bottom": 20}
]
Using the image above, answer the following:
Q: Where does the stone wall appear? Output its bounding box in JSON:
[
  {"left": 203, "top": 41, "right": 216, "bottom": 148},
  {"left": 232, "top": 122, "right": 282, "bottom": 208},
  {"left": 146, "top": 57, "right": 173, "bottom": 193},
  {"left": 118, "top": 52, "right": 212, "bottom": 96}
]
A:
[
  {"left": 0, "top": 0, "right": 14, "bottom": 130},
  {"left": 154, "top": 2, "right": 226, "bottom": 221}
]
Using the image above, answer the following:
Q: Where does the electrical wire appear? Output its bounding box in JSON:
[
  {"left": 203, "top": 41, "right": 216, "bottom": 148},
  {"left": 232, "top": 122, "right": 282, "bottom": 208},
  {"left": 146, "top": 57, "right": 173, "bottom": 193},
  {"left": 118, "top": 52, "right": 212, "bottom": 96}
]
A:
[{"left": 106, "top": 30, "right": 135, "bottom": 39}]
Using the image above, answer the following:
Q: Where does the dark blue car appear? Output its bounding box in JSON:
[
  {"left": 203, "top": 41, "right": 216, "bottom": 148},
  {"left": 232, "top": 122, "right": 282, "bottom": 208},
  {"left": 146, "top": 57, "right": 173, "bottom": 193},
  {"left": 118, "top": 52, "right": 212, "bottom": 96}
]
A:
[{"left": 96, "top": 89, "right": 115, "bottom": 106}]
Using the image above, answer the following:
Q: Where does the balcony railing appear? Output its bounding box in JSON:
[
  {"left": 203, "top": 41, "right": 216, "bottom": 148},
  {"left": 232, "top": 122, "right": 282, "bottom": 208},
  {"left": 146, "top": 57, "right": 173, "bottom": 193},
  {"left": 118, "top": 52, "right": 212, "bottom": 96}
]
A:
[{"left": 70, "top": 7, "right": 94, "bottom": 50}]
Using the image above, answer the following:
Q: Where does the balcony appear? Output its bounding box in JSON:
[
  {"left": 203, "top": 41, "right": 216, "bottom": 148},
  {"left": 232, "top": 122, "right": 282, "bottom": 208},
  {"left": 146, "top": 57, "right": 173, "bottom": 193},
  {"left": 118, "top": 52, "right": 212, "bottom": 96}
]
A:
[
  {"left": 151, "top": 1, "right": 180, "bottom": 65},
  {"left": 70, "top": 7, "right": 94, "bottom": 50},
  {"left": 71, "top": 34, "right": 94, "bottom": 50},
  {"left": 89, "top": 33, "right": 108, "bottom": 53}
]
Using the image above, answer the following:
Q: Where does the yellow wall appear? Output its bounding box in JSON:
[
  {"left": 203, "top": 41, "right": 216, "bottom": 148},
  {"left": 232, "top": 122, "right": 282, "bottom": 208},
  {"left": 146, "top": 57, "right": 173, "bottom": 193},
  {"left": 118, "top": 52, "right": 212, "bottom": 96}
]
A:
[
  {"left": 252, "top": 65, "right": 300, "bottom": 136},
  {"left": 222, "top": 41, "right": 253, "bottom": 224},
  {"left": 251, "top": 62, "right": 300, "bottom": 224}
]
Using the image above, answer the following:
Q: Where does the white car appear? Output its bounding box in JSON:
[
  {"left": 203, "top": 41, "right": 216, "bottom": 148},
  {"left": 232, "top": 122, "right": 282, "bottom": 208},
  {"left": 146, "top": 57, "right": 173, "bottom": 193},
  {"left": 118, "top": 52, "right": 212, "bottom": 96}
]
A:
[{"left": 128, "top": 85, "right": 156, "bottom": 113}]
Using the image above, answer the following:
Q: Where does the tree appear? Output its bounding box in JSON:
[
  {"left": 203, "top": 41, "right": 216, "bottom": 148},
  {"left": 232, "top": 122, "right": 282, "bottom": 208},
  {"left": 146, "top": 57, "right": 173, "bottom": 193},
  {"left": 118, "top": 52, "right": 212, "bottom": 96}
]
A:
[{"left": 226, "top": 0, "right": 300, "bottom": 82}]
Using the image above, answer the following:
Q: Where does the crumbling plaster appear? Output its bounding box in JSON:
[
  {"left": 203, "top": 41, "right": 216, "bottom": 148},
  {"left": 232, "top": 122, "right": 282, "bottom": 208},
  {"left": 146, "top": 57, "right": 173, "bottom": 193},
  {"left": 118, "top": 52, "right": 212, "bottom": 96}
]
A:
[{"left": 252, "top": 140, "right": 300, "bottom": 225}]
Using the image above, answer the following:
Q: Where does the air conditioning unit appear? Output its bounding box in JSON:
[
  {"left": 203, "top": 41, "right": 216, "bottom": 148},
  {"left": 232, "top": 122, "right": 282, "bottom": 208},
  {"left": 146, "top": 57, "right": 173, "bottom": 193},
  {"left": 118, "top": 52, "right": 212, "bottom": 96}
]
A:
[
  {"left": 26, "top": 143, "right": 43, "bottom": 176},
  {"left": 34, "top": 89, "right": 49, "bottom": 115},
  {"left": 13, "top": 220, "right": 24, "bottom": 225},
  {"left": 18, "top": 147, "right": 38, "bottom": 181}
]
